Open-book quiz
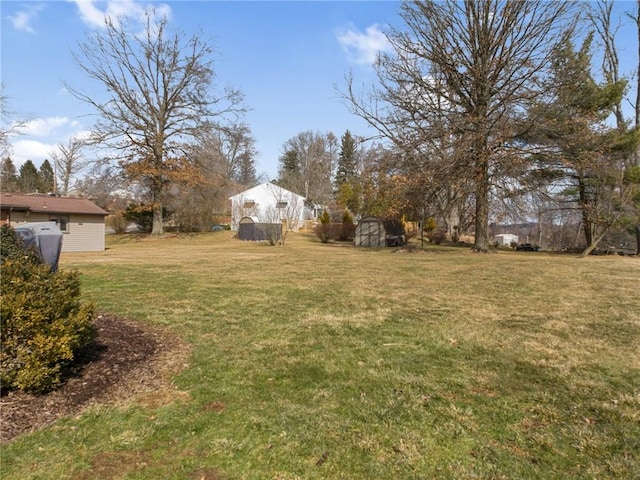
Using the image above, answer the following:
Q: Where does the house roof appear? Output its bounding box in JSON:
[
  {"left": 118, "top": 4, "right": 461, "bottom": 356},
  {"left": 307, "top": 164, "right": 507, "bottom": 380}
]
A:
[
  {"left": 0, "top": 193, "right": 108, "bottom": 216},
  {"left": 228, "top": 182, "right": 306, "bottom": 201}
]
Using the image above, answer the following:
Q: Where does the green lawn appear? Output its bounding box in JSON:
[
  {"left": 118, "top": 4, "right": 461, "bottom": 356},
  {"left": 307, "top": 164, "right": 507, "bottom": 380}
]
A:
[{"left": 3, "top": 232, "right": 639, "bottom": 479}]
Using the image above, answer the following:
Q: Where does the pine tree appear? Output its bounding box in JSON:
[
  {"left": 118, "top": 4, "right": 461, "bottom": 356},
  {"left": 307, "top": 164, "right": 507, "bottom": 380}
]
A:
[
  {"left": 38, "top": 159, "right": 55, "bottom": 194},
  {"left": 18, "top": 160, "right": 40, "bottom": 193},
  {"left": 335, "top": 130, "right": 357, "bottom": 187},
  {"left": 280, "top": 149, "right": 299, "bottom": 174},
  {"left": 237, "top": 152, "right": 257, "bottom": 186},
  {"left": 0, "top": 157, "right": 18, "bottom": 192},
  {"left": 527, "top": 33, "right": 639, "bottom": 256}
]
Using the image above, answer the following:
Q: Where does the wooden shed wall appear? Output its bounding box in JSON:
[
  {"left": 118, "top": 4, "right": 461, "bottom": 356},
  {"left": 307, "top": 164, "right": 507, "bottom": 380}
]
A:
[{"left": 354, "top": 218, "right": 386, "bottom": 247}]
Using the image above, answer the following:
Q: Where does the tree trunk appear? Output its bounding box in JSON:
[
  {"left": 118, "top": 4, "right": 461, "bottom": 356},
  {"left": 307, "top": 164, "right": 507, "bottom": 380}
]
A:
[
  {"left": 636, "top": 224, "right": 640, "bottom": 255},
  {"left": 473, "top": 158, "right": 490, "bottom": 252},
  {"left": 150, "top": 174, "right": 164, "bottom": 236},
  {"left": 580, "top": 231, "right": 606, "bottom": 258},
  {"left": 151, "top": 203, "right": 164, "bottom": 236}
]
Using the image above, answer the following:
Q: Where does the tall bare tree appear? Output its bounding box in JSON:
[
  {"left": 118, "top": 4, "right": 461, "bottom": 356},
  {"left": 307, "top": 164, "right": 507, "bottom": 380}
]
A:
[
  {"left": 69, "top": 11, "right": 244, "bottom": 235},
  {"left": 49, "top": 138, "right": 86, "bottom": 196},
  {"left": 344, "top": 0, "right": 574, "bottom": 251},
  {"left": 191, "top": 122, "right": 257, "bottom": 185},
  {"left": 277, "top": 130, "right": 337, "bottom": 205}
]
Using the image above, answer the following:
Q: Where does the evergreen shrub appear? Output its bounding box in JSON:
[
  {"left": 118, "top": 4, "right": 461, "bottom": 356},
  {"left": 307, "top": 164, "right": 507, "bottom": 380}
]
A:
[{"left": 0, "top": 225, "right": 95, "bottom": 393}]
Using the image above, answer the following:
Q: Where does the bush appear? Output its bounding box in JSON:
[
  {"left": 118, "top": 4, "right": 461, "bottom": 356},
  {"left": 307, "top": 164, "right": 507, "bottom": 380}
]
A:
[
  {"left": 0, "top": 225, "right": 95, "bottom": 393},
  {"left": 123, "top": 203, "right": 170, "bottom": 233},
  {"left": 107, "top": 210, "right": 128, "bottom": 234},
  {"left": 431, "top": 230, "right": 447, "bottom": 245},
  {"left": 338, "top": 211, "right": 355, "bottom": 241},
  {"left": 315, "top": 210, "right": 332, "bottom": 243}
]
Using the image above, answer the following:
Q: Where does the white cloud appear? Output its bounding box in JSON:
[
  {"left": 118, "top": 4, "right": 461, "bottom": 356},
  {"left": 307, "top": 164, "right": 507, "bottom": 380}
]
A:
[
  {"left": 69, "top": 0, "right": 171, "bottom": 29},
  {"left": 8, "top": 4, "right": 44, "bottom": 34},
  {"left": 337, "top": 23, "right": 391, "bottom": 65},
  {"left": 11, "top": 139, "right": 57, "bottom": 167},
  {"left": 9, "top": 117, "right": 90, "bottom": 167},
  {"left": 18, "top": 117, "right": 72, "bottom": 137}
]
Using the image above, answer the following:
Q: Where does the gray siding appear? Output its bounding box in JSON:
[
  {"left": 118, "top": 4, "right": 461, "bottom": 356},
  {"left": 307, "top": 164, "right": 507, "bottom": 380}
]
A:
[{"left": 9, "top": 213, "right": 105, "bottom": 252}]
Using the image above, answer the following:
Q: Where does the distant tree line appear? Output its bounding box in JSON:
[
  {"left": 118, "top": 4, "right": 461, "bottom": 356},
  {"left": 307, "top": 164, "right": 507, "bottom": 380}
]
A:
[
  {"left": 2, "top": 2, "right": 638, "bottom": 254},
  {"left": 0, "top": 157, "right": 55, "bottom": 194}
]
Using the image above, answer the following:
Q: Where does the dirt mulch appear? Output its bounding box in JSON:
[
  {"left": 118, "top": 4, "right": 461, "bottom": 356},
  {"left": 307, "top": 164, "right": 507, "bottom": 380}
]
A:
[{"left": 0, "top": 313, "right": 190, "bottom": 443}]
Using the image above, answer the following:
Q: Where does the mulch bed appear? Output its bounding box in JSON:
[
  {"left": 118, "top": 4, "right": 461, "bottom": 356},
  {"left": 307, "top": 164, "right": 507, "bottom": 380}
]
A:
[{"left": 0, "top": 313, "right": 187, "bottom": 443}]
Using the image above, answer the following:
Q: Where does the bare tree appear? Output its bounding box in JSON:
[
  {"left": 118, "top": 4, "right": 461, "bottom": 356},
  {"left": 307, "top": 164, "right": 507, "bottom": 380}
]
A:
[
  {"left": 343, "top": 0, "right": 574, "bottom": 251},
  {"left": 49, "top": 138, "right": 86, "bottom": 196},
  {"left": 277, "top": 130, "right": 337, "bottom": 205},
  {"left": 191, "top": 122, "right": 257, "bottom": 184},
  {"left": 0, "top": 85, "right": 29, "bottom": 156},
  {"left": 74, "top": 161, "right": 129, "bottom": 209},
  {"left": 68, "top": 11, "right": 244, "bottom": 235}
]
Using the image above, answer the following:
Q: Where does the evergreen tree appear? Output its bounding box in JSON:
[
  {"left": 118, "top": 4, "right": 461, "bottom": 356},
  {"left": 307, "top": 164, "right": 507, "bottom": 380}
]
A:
[
  {"left": 527, "top": 33, "right": 639, "bottom": 256},
  {"left": 280, "top": 149, "right": 299, "bottom": 174},
  {"left": 237, "top": 151, "right": 257, "bottom": 186},
  {"left": 277, "top": 149, "right": 301, "bottom": 193},
  {"left": 38, "top": 159, "right": 55, "bottom": 194},
  {"left": 0, "top": 157, "right": 18, "bottom": 192},
  {"left": 18, "top": 160, "right": 40, "bottom": 193},
  {"left": 335, "top": 130, "right": 357, "bottom": 187}
]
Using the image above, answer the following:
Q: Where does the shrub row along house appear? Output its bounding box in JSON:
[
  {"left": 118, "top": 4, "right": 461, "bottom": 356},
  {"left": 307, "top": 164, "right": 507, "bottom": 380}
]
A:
[{"left": 0, "top": 193, "right": 108, "bottom": 252}]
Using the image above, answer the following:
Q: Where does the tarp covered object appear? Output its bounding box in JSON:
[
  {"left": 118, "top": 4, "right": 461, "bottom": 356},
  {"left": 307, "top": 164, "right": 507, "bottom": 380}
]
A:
[
  {"left": 237, "top": 216, "right": 282, "bottom": 242},
  {"left": 15, "top": 222, "right": 63, "bottom": 272}
]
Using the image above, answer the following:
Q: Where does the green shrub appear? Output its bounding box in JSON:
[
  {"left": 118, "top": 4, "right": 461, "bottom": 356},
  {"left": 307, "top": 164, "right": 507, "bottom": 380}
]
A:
[
  {"left": 0, "top": 225, "right": 95, "bottom": 393},
  {"left": 0, "top": 223, "right": 41, "bottom": 265}
]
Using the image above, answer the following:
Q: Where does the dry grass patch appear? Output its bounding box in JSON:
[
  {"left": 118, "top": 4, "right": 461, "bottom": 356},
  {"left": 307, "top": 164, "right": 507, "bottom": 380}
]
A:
[{"left": 3, "top": 232, "right": 639, "bottom": 479}]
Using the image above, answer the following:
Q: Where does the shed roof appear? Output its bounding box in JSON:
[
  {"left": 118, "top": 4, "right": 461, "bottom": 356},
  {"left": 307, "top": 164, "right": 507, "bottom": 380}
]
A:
[{"left": 0, "top": 193, "right": 108, "bottom": 216}]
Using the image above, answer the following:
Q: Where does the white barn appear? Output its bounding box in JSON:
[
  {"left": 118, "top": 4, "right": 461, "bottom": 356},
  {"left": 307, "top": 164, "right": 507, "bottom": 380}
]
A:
[{"left": 228, "top": 182, "right": 311, "bottom": 231}]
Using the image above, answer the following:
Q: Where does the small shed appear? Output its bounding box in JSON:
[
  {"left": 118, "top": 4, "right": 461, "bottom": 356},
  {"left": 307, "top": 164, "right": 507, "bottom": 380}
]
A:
[
  {"left": 354, "top": 217, "right": 405, "bottom": 247},
  {"left": 237, "top": 216, "right": 282, "bottom": 242},
  {"left": 495, "top": 233, "right": 519, "bottom": 246}
]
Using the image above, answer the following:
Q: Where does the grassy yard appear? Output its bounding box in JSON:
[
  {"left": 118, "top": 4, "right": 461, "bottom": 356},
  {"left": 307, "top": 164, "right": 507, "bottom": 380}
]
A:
[{"left": 3, "top": 232, "right": 639, "bottom": 479}]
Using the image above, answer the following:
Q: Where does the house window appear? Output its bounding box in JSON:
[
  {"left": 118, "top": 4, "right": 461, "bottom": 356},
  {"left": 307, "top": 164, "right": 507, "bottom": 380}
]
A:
[
  {"left": 50, "top": 215, "right": 69, "bottom": 232},
  {"left": 243, "top": 200, "right": 256, "bottom": 208},
  {"left": 276, "top": 201, "right": 288, "bottom": 209}
]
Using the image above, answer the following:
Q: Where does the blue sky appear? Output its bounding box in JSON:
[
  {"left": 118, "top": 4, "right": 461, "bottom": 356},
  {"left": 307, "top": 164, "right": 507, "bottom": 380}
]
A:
[
  {"left": 1, "top": 0, "right": 402, "bottom": 180},
  {"left": 2, "top": 1, "right": 639, "bottom": 182}
]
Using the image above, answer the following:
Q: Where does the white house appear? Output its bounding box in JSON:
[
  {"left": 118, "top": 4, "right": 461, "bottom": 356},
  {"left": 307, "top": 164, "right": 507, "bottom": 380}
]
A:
[{"left": 228, "top": 182, "right": 311, "bottom": 231}]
